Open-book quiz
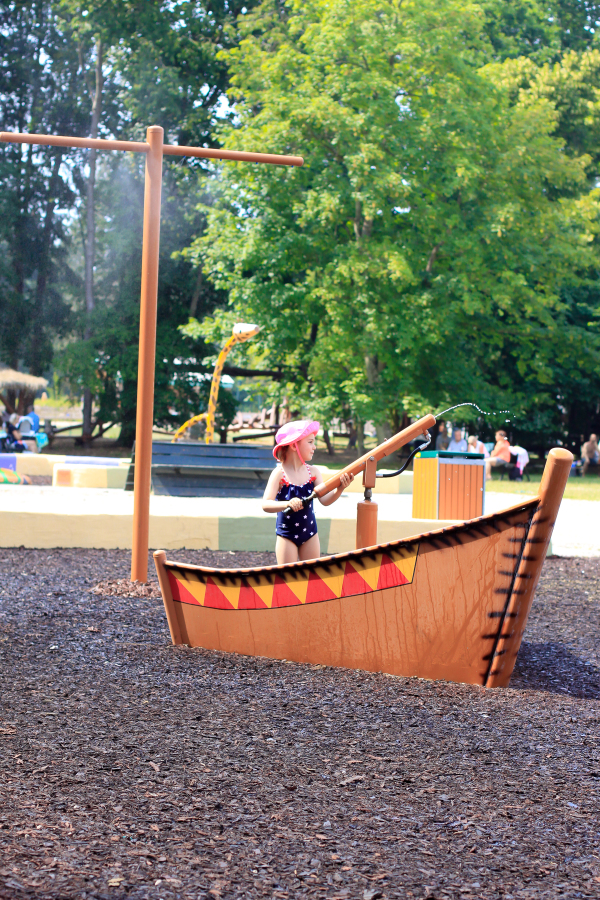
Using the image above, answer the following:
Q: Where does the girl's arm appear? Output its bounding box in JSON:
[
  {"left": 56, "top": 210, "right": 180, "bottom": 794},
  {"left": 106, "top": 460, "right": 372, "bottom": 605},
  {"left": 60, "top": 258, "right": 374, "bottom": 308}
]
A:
[
  {"left": 262, "top": 468, "right": 304, "bottom": 514},
  {"left": 313, "top": 467, "right": 354, "bottom": 506}
]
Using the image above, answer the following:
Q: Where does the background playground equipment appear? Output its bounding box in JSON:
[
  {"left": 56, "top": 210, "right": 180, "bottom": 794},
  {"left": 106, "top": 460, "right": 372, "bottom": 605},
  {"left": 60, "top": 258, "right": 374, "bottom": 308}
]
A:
[
  {"left": 154, "top": 447, "right": 572, "bottom": 688},
  {"left": 0, "top": 130, "right": 302, "bottom": 582},
  {"left": 413, "top": 450, "right": 486, "bottom": 520},
  {"left": 53, "top": 460, "right": 130, "bottom": 489},
  {"left": 228, "top": 405, "right": 280, "bottom": 440},
  {"left": 0, "top": 367, "right": 48, "bottom": 416},
  {"left": 172, "top": 323, "right": 260, "bottom": 444},
  {"left": 0, "top": 468, "right": 30, "bottom": 485},
  {"left": 125, "top": 440, "right": 274, "bottom": 497},
  {"left": 0, "top": 453, "right": 129, "bottom": 481}
]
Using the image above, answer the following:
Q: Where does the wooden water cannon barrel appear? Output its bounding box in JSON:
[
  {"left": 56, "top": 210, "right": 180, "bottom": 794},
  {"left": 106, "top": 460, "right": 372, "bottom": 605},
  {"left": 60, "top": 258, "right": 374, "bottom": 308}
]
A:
[{"left": 314, "top": 414, "right": 436, "bottom": 500}]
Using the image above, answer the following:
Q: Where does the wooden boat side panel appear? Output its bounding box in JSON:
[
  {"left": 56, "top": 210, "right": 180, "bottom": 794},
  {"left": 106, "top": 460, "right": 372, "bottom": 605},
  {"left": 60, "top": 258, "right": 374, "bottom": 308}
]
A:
[{"left": 159, "top": 508, "right": 533, "bottom": 686}]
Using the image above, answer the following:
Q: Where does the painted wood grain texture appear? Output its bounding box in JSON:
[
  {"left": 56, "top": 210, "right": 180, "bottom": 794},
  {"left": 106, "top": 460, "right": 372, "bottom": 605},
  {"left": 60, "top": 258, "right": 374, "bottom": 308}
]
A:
[{"left": 439, "top": 461, "right": 484, "bottom": 520}]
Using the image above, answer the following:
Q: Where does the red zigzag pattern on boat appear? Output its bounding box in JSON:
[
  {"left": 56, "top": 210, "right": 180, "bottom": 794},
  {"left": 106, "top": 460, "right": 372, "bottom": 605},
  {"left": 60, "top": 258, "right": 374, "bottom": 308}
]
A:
[{"left": 166, "top": 548, "right": 418, "bottom": 611}]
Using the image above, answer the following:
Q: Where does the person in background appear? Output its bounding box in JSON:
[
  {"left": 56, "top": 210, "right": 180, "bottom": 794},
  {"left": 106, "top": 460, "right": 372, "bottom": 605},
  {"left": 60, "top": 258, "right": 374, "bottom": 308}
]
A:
[
  {"left": 486, "top": 429, "right": 511, "bottom": 479},
  {"left": 448, "top": 427, "right": 467, "bottom": 453},
  {"left": 21, "top": 408, "right": 40, "bottom": 432},
  {"left": 510, "top": 444, "right": 530, "bottom": 479},
  {"left": 467, "top": 434, "right": 489, "bottom": 457},
  {"left": 581, "top": 433, "right": 599, "bottom": 476},
  {"left": 435, "top": 421, "right": 450, "bottom": 451},
  {"left": 6, "top": 413, "right": 37, "bottom": 453}
]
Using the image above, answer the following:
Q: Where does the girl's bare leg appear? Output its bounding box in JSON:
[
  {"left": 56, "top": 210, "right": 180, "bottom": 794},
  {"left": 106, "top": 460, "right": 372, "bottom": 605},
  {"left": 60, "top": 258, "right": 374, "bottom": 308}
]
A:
[
  {"left": 276, "top": 536, "right": 300, "bottom": 565},
  {"left": 299, "top": 534, "right": 320, "bottom": 561}
]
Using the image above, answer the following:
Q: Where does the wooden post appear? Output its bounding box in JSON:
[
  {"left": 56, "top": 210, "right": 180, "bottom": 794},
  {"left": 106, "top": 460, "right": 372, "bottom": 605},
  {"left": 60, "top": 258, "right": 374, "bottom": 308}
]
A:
[
  {"left": 356, "top": 455, "right": 378, "bottom": 549},
  {"left": 131, "top": 126, "right": 164, "bottom": 582},
  {"left": 153, "top": 550, "right": 184, "bottom": 645},
  {"left": 0, "top": 131, "right": 301, "bottom": 581}
]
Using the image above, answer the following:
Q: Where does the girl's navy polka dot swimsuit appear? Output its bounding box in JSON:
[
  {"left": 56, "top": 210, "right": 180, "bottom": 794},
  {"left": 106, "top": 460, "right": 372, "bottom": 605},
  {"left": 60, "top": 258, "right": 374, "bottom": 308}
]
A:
[{"left": 275, "top": 465, "right": 318, "bottom": 547}]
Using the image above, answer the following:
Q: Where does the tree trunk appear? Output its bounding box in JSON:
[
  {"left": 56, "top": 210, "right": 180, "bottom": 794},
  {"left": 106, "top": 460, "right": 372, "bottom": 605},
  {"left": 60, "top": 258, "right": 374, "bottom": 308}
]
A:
[
  {"left": 375, "top": 422, "right": 392, "bottom": 445},
  {"left": 82, "top": 38, "right": 103, "bottom": 443},
  {"left": 345, "top": 419, "right": 357, "bottom": 450},
  {"left": 189, "top": 269, "right": 203, "bottom": 317},
  {"left": 322, "top": 428, "right": 335, "bottom": 456},
  {"left": 30, "top": 152, "right": 62, "bottom": 374},
  {"left": 365, "top": 353, "right": 392, "bottom": 446},
  {"left": 117, "top": 415, "right": 137, "bottom": 449},
  {"left": 356, "top": 418, "right": 365, "bottom": 456}
]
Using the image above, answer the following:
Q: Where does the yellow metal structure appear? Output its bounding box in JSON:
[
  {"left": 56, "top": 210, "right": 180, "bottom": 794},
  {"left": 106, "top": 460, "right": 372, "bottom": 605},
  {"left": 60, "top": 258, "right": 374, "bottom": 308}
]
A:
[{"left": 172, "top": 323, "right": 260, "bottom": 444}]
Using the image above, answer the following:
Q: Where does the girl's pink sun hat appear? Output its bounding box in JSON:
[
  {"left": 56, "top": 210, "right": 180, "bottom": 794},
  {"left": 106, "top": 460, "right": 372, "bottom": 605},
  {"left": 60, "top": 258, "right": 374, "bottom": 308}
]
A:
[{"left": 273, "top": 419, "right": 320, "bottom": 461}]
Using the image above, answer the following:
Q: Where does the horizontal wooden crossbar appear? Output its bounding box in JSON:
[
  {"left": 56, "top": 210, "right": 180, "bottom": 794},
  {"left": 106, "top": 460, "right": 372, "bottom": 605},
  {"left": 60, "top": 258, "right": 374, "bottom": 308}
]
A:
[
  {"left": 0, "top": 132, "right": 150, "bottom": 153},
  {"left": 0, "top": 131, "right": 304, "bottom": 166}
]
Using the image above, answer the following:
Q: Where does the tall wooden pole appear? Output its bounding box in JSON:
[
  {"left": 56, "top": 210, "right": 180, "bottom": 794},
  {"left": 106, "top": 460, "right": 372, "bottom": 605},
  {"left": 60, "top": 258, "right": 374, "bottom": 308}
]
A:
[
  {"left": 0, "top": 130, "right": 301, "bottom": 582},
  {"left": 131, "top": 126, "right": 164, "bottom": 582}
]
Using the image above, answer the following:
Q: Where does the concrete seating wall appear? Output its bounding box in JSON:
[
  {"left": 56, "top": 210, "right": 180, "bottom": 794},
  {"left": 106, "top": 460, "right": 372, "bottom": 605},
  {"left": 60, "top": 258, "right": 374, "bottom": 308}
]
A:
[
  {"left": 0, "top": 451, "right": 412, "bottom": 494},
  {"left": 52, "top": 464, "right": 129, "bottom": 489}
]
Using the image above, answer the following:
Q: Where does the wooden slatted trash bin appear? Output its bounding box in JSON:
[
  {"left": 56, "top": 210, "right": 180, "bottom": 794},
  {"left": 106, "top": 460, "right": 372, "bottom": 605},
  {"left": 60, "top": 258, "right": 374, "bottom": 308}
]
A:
[{"left": 412, "top": 451, "right": 485, "bottom": 520}]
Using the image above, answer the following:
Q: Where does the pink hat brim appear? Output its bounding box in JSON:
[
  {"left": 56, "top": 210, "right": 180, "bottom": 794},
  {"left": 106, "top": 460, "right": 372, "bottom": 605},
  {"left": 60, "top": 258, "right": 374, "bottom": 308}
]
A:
[{"left": 273, "top": 420, "right": 319, "bottom": 459}]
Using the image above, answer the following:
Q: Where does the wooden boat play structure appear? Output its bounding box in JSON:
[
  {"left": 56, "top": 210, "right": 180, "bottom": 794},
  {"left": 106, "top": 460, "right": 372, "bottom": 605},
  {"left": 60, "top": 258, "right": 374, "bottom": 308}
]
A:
[{"left": 154, "top": 415, "right": 573, "bottom": 687}]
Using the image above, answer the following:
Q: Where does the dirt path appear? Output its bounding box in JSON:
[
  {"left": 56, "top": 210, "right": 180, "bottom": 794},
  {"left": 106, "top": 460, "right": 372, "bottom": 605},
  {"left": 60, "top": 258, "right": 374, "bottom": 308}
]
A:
[{"left": 0, "top": 550, "right": 598, "bottom": 900}]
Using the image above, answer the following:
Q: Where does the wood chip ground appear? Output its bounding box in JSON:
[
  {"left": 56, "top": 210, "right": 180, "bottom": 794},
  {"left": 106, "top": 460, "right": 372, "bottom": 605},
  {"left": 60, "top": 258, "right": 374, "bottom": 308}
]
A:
[{"left": 0, "top": 549, "right": 598, "bottom": 899}]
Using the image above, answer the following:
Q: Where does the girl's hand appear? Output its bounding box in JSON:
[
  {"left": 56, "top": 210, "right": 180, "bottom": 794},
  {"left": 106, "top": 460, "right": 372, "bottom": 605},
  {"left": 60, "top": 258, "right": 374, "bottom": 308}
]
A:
[
  {"left": 288, "top": 497, "right": 304, "bottom": 512},
  {"left": 339, "top": 472, "right": 354, "bottom": 488}
]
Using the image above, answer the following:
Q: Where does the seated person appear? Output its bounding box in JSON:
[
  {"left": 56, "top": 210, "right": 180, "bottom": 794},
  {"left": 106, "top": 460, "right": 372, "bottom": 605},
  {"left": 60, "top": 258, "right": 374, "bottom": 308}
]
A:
[
  {"left": 21, "top": 410, "right": 40, "bottom": 432},
  {"left": 467, "top": 434, "right": 489, "bottom": 457},
  {"left": 582, "top": 433, "right": 599, "bottom": 476},
  {"left": 6, "top": 413, "right": 37, "bottom": 453},
  {"left": 485, "top": 429, "right": 511, "bottom": 478},
  {"left": 447, "top": 427, "right": 467, "bottom": 452},
  {"left": 435, "top": 421, "right": 450, "bottom": 451}
]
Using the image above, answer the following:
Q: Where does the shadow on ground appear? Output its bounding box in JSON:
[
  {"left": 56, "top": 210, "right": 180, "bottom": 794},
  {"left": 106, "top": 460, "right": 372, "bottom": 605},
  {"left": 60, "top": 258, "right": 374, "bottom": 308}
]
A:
[{"left": 511, "top": 640, "right": 600, "bottom": 699}]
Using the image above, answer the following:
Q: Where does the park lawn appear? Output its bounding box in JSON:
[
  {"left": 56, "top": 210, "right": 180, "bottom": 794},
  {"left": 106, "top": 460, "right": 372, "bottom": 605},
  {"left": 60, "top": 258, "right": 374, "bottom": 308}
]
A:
[{"left": 486, "top": 473, "right": 600, "bottom": 502}]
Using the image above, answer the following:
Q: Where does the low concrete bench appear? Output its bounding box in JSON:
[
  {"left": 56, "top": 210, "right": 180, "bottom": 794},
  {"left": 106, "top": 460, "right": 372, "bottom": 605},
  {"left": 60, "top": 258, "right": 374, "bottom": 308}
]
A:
[{"left": 125, "top": 441, "right": 276, "bottom": 497}]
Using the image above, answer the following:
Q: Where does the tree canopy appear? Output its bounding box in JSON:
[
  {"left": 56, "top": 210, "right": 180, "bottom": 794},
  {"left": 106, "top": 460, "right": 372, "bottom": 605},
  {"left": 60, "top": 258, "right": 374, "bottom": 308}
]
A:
[{"left": 188, "top": 0, "right": 600, "bottom": 448}]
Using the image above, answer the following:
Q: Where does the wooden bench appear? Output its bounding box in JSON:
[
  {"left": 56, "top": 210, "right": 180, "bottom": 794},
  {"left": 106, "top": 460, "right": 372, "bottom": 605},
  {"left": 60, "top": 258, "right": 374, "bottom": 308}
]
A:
[{"left": 125, "top": 441, "right": 275, "bottom": 497}]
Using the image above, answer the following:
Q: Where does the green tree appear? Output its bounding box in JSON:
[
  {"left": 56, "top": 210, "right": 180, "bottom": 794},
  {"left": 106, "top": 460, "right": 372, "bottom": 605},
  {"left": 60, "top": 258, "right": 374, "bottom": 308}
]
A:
[
  {"left": 189, "top": 0, "right": 600, "bottom": 446},
  {"left": 479, "top": 0, "right": 600, "bottom": 65},
  {"left": 0, "top": 0, "right": 89, "bottom": 374},
  {"left": 483, "top": 47, "right": 600, "bottom": 448},
  {"left": 54, "top": 0, "right": 259, "bottom": 444}
]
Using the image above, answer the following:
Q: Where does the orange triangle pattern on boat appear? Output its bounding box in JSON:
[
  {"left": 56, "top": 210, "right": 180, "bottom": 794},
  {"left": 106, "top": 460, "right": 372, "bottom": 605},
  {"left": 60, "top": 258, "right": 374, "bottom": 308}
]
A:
[
  {"left": 166, "top": 545, "right": 418, "bottom": 611},
  {"left": 167, "top": 570, "right": 201, "bottom": 606}
]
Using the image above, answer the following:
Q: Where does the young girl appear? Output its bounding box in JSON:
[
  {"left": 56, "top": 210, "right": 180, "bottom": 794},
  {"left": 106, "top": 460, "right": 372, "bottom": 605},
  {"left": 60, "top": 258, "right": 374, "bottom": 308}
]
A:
[{"left": 262, "top": 420, "right": 354, "bottom": 564}]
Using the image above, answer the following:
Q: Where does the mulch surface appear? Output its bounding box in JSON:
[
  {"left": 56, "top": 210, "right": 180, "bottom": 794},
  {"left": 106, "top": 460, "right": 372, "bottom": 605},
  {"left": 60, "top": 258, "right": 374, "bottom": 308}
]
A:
[{"left": 1, "top": 550, "right": 598, "bottom": 900}]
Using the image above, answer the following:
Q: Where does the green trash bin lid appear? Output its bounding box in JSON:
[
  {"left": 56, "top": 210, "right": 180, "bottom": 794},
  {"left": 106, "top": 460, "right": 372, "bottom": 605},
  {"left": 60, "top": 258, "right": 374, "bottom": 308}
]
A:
[{"left": 416, "top": 450, "right": 484, "bottom": 460}]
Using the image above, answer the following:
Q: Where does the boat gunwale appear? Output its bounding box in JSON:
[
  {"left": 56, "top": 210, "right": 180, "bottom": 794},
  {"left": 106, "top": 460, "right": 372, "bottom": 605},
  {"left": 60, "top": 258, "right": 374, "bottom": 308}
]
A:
[{"left": 162, "top": 496, "right": 540, "bottom": 577}]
